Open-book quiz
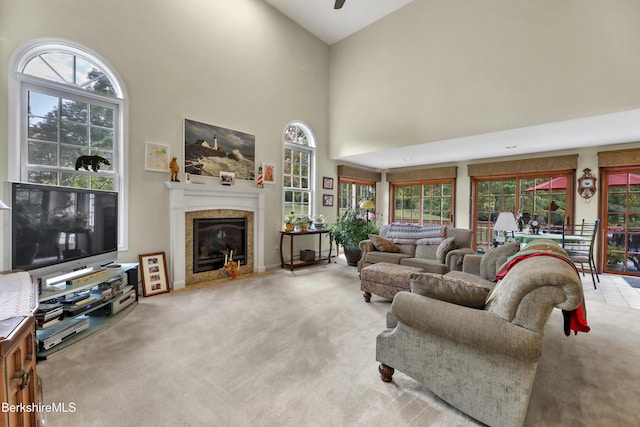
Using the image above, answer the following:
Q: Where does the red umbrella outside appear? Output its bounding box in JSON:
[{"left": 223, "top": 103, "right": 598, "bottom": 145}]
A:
[{"left": 525, "top": 174, "right": 640, "bottom": 191}]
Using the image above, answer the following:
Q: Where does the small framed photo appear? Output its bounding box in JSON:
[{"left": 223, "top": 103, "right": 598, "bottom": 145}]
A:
[
  {"left": 139, "top": 252, "right": 170, "bottom": 297},
  {"left": 323, "top": 194, "right": 334, "bottom": 207},
  {"left": 145, "top": 142, "right": 170, "bottom": 172},
  {"left": 220, "top": 171, "right": 235, "bottom": 185},
  {"left": 262, "top": 162, "right": 276, "bottom": 184},
  {"left": 323, "top": 177, "right": 334, "bottom": 190}
]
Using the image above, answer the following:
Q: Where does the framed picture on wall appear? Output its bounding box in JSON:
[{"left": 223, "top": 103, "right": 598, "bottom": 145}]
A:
[
  {"left": 184, "top": 118, "right": 255, "bottom": 180},
  {"left": 139, "top": 252, "right": 170, "bottom": 297},
  {"left": 145, "top": 142, "right": 170, "bottom": 172},
  {"left": 323, "top": 177, "right": 334, "bottom": 190},
  {"left": 323, "top": 194, "right": 334, "bottom": 207},
  {"left": 262, "top": 162, "right": 275, "bottom": 184}
]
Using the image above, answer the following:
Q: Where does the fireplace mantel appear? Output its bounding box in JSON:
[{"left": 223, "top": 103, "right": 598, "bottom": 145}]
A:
[{"left": 166, "top": 181, "right": 266, "bottom": 290}]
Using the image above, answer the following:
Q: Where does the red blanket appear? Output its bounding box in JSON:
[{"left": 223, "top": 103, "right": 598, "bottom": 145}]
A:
[{"left": 495, "top": 242, "right": 590, "bottom": 336}]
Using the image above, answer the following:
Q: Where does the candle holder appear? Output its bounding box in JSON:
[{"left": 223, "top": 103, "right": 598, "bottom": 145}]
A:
[{"left": 222, "top": 259, "right": 238, "bottom": 280}]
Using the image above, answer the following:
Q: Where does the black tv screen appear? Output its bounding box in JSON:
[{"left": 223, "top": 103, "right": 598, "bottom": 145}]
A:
[{"left": 10, "top": 182, "right": 118, "bottom": 278}]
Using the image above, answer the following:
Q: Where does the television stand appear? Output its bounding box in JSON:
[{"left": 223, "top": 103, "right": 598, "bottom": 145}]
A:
[{"left": 35, "top": 263, "right": 139, "bottom": 358}]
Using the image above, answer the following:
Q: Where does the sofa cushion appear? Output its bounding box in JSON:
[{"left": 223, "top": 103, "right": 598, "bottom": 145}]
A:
[
  {"left": 480, "top": 241, "right": 520, "bottom": 281},
  {"left": 414, "top": 244, "right": 438, "bottom": 260},
  {"left": 409, "top": 272, "right": 492, "bottom": 309},
  {"left": 365, "top": 251, "right": 412, "bottom": 265},
  {"left": 436, "top": 237, "right": 456, "bottom": 263},
  {"left": 400, "top": 258, "right": 449, "bottom": 274},
  {"left": 368, "top": 234, "right": 401, "bottom": 253},
  {"left": 445, "top": 270, "right": 497, "bottom": 290}
]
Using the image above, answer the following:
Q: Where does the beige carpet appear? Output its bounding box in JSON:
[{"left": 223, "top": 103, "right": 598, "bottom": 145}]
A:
[{"left": 38, "top": 261, "right": 640, "bottom": 427}]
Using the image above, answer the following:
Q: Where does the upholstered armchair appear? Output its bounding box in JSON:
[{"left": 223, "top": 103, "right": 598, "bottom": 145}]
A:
[{"left": 376, "top": 252, "right": 584, "bottom": 427}]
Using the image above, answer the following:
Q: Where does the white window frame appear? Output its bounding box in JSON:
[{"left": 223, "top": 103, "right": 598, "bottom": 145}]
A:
[
  {"left": 8, "top": 38, "right": 129, "bottom": 250},
  {"left": 282, "top": 121, "right": 316, "bottom": 219}
]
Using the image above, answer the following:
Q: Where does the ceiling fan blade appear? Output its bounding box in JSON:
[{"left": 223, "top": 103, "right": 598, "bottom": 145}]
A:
[{"left": 334, "top": 0, "right": 346, "bottom": 9}]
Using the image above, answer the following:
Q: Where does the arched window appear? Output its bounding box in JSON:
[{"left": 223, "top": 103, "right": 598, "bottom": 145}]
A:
[
  {"left": 282, "top": 122, "right": 315, "bottom": 218},
  {"left": 9, "top": 39, "right": 128, "bottom": 249}
]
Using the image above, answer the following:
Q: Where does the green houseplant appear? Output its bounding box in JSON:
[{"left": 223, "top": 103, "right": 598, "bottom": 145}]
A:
[
  {"left": 284, "top": 212, "right": 296, "bottom": 232},
  {"left": 293, "top": 215, "right": 311, "bottom": 232},
  {"left": 330, "top": 209, "right": 380, "bottom": 266},
  {"left": 312, "top": 214, "right": 327, "bottom": 230}
]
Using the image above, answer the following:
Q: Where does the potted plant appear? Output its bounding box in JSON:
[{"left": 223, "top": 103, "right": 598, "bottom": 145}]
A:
[
  {"left": 330, "top": 209, "right": 380, "bottom": 266},
  {"left": 293, "top": 216, "right": 311, "bottom": 232},
  {"left": 284, "top": 212, "right": 296, "bottom": 232},
  {"left": 312, "top": 214, "right": 327, "bottom": 230}
]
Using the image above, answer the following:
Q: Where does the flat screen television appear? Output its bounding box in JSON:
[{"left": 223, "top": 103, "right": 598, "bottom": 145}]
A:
[{"left": 4, "top": 182, "right": 119, "bottom": 280}]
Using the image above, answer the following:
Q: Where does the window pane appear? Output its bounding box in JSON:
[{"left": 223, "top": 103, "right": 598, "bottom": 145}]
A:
[
  {"left": 29, "top": 92, "right": 58, "bottom": 117},
  {"left": 60, "top": 173, "right": 89, "bottom": 189},
  {"left": 29, "top": 117, "right": 58, "bottom": 142},
  {"left": 28, "top": 141, "right": 57, "bottom": 165},
  {"left": 61, "top": 122, "right": 88, "bottom": 145},
  {"left": 90, "top": 176, "right": 115, "bottom": 191},
  {"left": 91, "top": 127, "right": 113, "bottom": 150},
  {"left": 61, "top": 99, "right": 88, "bottom": 123},
  {"left": 24, "top": 53, "right": 119, "bottom": 97},
  {"left": 27, "top": 171, "right": 57, "bottom": 185},
  {"left": 41, "top": 52, "right": 74, "bottom": 83},
  {"left": 23, "top": 57, "right": 65, "bottom": 83},
  {"left": 90, "top": 105, "right": 114, "bottom": 127},
  {"left": 60, "top": 145, "right": 87, "bottom": 168},
  {"left": 88, "top": 150, "right": 113, "bottom": 171},
  {"left": 85, "top": 74, "right": 116, "bottom": 96}
]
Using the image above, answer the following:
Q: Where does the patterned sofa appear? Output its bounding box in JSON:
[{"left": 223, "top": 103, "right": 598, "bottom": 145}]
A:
[{"left": 357, "top": 223, "right": 474, "bottom": 274}]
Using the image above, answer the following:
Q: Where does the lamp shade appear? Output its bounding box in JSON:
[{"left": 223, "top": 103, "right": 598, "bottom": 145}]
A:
[
  {"left": 0, "top": 200, "right": 10, "bottom": 210},
  {"left": 494, "top": 212, "right": 518, "bottom": 232},
  {"left": 360, "top": 200, "right": 375, "bottom": 210}
]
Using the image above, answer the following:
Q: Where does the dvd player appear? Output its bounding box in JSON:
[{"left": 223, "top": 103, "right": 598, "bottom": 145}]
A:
[{"left": 38, "top": 317, "right": 90, "bottom": 350}]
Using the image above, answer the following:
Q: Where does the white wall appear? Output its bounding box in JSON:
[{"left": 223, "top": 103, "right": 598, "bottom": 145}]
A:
[
  {"left": 329, "top": 0, "right": 640, "bottom": 160},
  {"left": 0, "top": 0, "right": 333, "bottom": 269}
]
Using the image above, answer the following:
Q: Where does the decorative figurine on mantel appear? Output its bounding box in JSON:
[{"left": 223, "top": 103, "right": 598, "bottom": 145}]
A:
[
  {"left": 257, "top": 166, "right": 264, "bottom": 188},
  {"left": 169, "top": 157, "right": 180, "bottom": 182}
]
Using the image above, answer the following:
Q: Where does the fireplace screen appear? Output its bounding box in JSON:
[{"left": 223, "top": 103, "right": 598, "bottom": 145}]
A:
[{"left": 193, "top": 217, "right": 247, "bottom": 273}]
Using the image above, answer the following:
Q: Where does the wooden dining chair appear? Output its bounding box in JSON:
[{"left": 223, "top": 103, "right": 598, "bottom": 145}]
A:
[{"left": 563, "top": 219, "right": 600, "bottom": 288}]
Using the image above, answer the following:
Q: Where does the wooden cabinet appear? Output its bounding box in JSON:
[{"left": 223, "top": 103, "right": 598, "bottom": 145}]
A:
[{"left": 0, "top": 316, "right": 40, "bottom": 427}]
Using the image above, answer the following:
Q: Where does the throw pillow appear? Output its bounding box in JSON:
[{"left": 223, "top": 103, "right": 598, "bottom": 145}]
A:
[
  {"left": 479, "top": 241, "right": 520, "bottom": 281},
  {"left": 435, "top": 237, "right": 456, "bottom": 263},
  {"left": 409, "top": 272, "right": 491, "bottom": 309},
  {"left": 368, "top": 234, "right": 401, "bottom": 253}
]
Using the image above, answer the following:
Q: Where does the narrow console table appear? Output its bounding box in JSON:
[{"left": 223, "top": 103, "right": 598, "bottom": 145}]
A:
[{"left": 279, "top": 229, "right": 332, "bottom": 270}]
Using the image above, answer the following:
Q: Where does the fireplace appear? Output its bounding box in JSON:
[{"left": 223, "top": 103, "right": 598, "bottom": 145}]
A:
[
  {"left": 166, "top": 182, "right": 266, "bottom": 290},
  {"left": 193, "top": 217, "right": 247, "bottom": 273}
]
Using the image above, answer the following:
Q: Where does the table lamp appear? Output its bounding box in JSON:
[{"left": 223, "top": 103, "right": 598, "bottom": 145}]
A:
[
  {"left": 360, "top": 200, "right": 375, "bottom": 232},
  {"left": 494, "top": 212, "right": 518, "bottom": 244}
]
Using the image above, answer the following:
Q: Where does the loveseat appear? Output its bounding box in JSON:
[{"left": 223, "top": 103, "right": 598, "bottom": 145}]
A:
[
  {"left": 357, "top": 224, "right": 474, "bottom": 274},
  {"left": 376, "top": 240, "right": 587, "bottom": 427}
]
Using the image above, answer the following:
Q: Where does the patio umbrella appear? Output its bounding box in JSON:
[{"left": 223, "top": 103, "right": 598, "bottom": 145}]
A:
[{"left": 525, "top": 174, "right": 640, "bottom": 191}]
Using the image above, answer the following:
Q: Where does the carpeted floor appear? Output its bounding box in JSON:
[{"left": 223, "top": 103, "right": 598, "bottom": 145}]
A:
[{"left": 38, "top": 262, "right": 640, "bottom": 427}]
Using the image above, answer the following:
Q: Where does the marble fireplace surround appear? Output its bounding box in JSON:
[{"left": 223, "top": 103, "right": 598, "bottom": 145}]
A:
[{"left": 166, "top": 182, "right": 266, "bottom": 290}]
